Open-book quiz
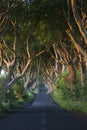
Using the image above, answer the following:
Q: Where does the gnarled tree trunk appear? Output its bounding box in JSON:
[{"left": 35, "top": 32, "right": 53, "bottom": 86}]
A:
[
  {"left": 79, "top": 54, "right": 87, "bottom": 87},
  {"left": 67, "top": 64, "right": 76, "bottom": 84}
]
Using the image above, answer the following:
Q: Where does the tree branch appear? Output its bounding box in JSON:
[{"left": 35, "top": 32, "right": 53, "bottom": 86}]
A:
[{"left": 71, "top": 0, "right": 87, "bottom": 44}]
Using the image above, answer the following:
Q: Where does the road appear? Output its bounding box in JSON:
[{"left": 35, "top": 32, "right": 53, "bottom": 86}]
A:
[{"left": 0, "top": 87, "right": 87, "bottom": 130}]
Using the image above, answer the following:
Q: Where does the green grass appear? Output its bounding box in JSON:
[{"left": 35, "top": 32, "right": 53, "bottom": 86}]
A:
[
  {"left": 51, "top": 89, "right": 87, "bottom": 114},
  {"left": 51, "top": 70, "right": 87, "bottom": 114}
]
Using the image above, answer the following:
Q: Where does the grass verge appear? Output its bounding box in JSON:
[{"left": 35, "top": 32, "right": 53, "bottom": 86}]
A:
[{"left": 51, "top": 89, "right": 87, "bottom": 114}]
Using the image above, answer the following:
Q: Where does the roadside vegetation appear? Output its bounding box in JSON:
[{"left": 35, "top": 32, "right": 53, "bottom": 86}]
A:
[
  {"left": 0, "top": 77, "right": 35, "bottom": 114},
  {"left": 51, "top": 70, "right": 87, "bottom": 114}
]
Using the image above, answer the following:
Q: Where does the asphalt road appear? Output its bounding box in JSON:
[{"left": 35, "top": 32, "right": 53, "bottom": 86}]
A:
[{"left": 0, "top": 87, "right": 87, "bottom": 130}]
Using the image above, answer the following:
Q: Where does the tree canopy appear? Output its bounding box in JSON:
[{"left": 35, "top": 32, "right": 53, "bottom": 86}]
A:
[{"left": 0, "top": 0, "right": 87, "bottom": 100}]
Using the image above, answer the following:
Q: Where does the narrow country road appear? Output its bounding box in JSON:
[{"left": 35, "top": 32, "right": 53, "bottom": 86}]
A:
[{"left": 0, "top": 87, "right": 87, "bottom": 130}]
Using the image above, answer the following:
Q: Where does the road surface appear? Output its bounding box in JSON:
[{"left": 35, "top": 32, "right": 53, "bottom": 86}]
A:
[{"left": 0, "top": 87, "right": 87, "bottom": 130}]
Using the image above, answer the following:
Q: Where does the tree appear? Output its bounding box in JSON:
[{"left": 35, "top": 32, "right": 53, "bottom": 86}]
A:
[
  {"left": 66, "top": 0, "right": 87, "bottom": 87},
  {"left": 0, "top": 1, "right": 46, "bottom": 103}
]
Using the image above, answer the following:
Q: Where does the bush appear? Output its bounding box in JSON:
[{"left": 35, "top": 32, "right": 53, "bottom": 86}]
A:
[
  {"left": 51, "top": 70, "right": 87, "bottom": 114},
  {"left": 0, "top": 79, "right": 35, "bottom": 112},
  {"left": 54, "top": 70, "right": 87, "bottom": 101},
  {"left": 0, "top": 77, "right": 6, "bottom": 103}
]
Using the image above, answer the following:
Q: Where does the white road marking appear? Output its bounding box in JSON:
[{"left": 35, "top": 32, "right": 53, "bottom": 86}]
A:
[
  {"left": 42, "top": 117, "right": 46, "bottom": 125},
  {"left": 41, "top": 111, "right": 47, "bottom": 130}
]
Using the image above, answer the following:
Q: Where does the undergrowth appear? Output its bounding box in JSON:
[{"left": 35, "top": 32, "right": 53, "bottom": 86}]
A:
[{"left": 51, "top": 70, "right": 87, "bottom": 114}]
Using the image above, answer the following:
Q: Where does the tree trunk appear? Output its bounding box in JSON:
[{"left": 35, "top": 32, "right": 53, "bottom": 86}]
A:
[
  {"left": 53, "top": 43, "right": 59, "bottom": 77},
  {"left": 79, "top": 62, "right": 86, "bottom": 87},
  {"left": 79, "top": 54, "right": 87, "bottom": 87},
  {"left": 71, "top": 0, "right": 87, "bottom": 44},
  {"left": 62, "top": 64, "right": 66, "bottom": 73},
  {"left": 68, "top": 64, "right": 76, "bottom": 84}
]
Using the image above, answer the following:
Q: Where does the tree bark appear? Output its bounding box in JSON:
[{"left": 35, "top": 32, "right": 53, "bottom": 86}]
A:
[
  {"left": 71, "top": 0, "right": 87, "bottom": 44},
  {"left": 68, "top": 64, "right": 76, "bottom": 84},
  {"left": 0, "top": 43, "right": 3, "bottom": 72},
  {"left": 62, "top": 64, "right": 66, "bottom": 73},
  {"left": 79, "top": 54, "right": 87, "bottom": 87},
  {"left": 53, "top": 44, "right": 59, "bottom": 77}
]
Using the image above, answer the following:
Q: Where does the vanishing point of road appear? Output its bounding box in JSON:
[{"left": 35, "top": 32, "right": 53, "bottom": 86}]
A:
[{"left": 0, "top": 87, "right": 87, "bottom": 130}]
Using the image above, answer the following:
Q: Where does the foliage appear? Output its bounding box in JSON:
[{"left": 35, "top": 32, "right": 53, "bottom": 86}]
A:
[
  {"left": 0, "top": 76, "right": 6, "bottom": 103},
  {"left": 55, "top": 70, "right": 87, "bottom": 100},
  {"left": 0, "top": 80, "right": 35, "bottom": 112},
  {"left": 51, "top": 70, "right": 87, "bottom": 114},
  {"left": 12, "top": 80, "right": 25, "bottom": 99},
  {"left": 51, "top": 89, "right": 87, "bottom": 114}
]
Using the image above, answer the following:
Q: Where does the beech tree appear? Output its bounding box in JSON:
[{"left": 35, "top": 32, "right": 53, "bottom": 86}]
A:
[
  {"left": 0, "top": 0, "right": 87, "bottom": 98},
  {"left": 66, "top": 0, "right": 87, "bottom": 87},
  {"left": 0, "top": 1, "right": 46, "bottom": 102}
]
